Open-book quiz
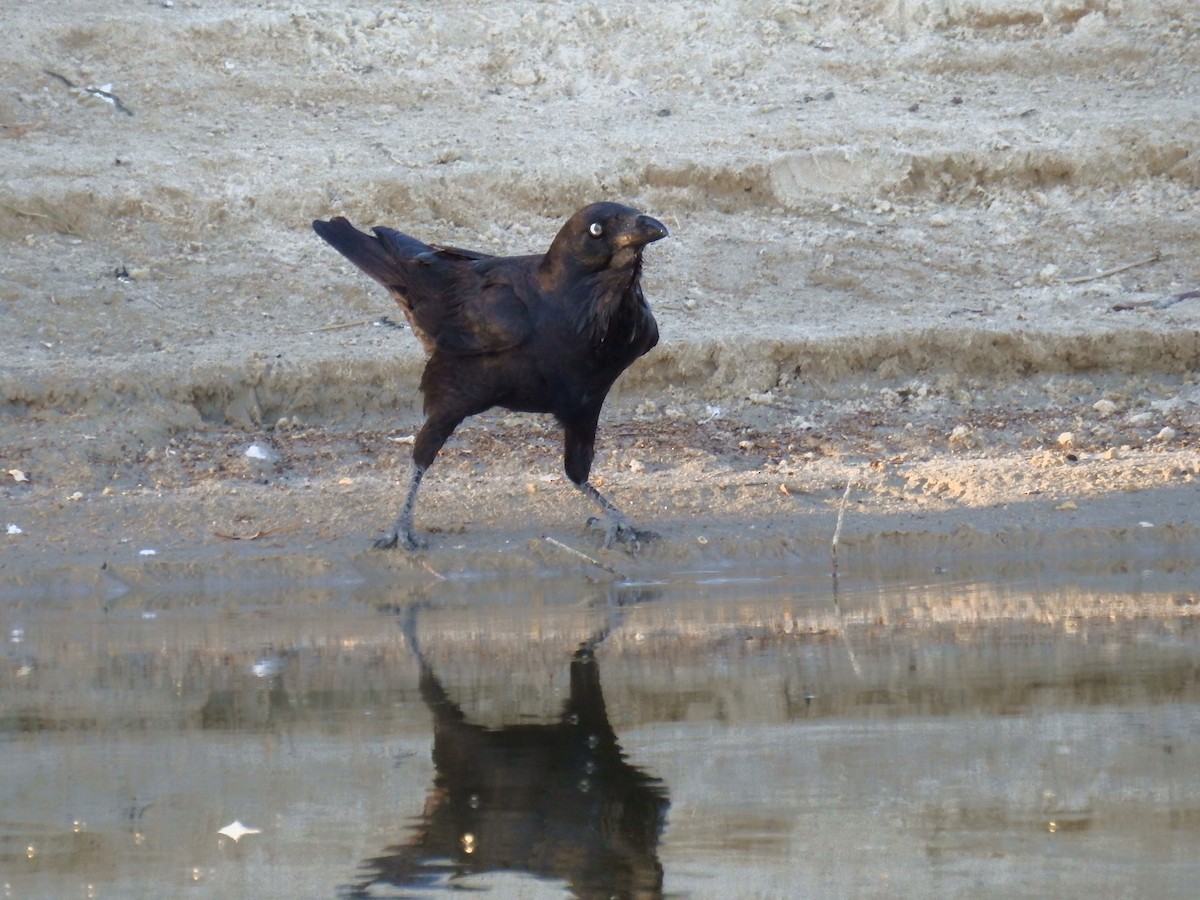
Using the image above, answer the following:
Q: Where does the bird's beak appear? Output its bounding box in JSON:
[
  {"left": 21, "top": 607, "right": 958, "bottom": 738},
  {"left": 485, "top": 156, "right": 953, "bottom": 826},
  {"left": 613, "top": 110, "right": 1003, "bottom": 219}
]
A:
[{"left": 615, "top": 215, "right": 669, "bottom": 249}]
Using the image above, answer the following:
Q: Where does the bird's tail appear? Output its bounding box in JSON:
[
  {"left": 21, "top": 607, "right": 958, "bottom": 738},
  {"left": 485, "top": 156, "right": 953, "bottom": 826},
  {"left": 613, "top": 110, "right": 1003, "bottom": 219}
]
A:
[{"left": 312, "top": 217, "right": 427, "bottom": 287}]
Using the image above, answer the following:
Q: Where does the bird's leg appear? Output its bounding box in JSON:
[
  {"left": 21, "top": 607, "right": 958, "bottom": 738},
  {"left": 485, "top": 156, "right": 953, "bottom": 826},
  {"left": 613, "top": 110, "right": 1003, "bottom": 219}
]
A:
[
  {"left": 563, "top": 414, "right": 656, "bottom": 550},
  {"left": 374, "top": 407, "right": 465, "bottom": 550},
  {"left": 575, "top": 479, "right": 653, "bottom": 550},
  {"left": 374, "top": 463, "right": 426, "bottom": 550}
]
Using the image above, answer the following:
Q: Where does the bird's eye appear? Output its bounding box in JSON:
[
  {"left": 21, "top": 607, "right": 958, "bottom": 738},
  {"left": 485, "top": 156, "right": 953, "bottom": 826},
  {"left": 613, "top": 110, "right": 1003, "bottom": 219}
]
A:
[{"left": 588, "top": 222, "right": 603, "bottom": 238}]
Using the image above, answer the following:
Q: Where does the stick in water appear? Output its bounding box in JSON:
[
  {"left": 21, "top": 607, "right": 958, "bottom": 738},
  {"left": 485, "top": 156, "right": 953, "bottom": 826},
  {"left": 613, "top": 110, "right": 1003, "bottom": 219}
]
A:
[
  {"left": 831, "top": 481, "right": 852, "bottom": 579},
  {"left": 542, "top": 536, "right": 624, "bottom": 577}
]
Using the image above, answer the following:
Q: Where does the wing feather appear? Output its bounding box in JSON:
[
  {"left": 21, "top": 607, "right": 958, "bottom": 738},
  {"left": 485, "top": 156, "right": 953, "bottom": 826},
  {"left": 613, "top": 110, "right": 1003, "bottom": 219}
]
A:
[
  {"left": 314, "top": 218, "right": 531, "bottom": 356},
  {"left": 408, "top": 265, "right": 532, "bottom": 357}
]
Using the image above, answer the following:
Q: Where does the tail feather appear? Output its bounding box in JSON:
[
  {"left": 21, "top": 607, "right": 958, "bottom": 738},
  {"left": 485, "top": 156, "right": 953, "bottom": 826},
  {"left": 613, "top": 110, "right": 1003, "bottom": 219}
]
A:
[{"left": 312, "top": 217, "right": 428, "bottom": 287}]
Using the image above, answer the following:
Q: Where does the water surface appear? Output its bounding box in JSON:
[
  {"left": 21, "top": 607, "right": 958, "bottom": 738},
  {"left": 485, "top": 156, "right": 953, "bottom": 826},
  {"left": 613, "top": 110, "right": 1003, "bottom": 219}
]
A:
[{"left": 2, "top": 566, "right": 1199, "bottom": 898}]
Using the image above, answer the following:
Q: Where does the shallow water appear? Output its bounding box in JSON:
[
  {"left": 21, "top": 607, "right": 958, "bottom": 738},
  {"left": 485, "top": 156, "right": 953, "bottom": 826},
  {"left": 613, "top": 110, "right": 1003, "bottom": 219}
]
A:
[{"left": 2, "top": 566, "right": 1199, "bottom": 899}]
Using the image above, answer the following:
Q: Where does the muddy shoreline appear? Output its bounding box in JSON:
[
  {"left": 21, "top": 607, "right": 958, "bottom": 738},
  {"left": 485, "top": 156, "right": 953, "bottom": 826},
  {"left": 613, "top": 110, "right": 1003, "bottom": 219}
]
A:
[{"left": 4, "top": 408, "right": 1198, "bottom": 602}]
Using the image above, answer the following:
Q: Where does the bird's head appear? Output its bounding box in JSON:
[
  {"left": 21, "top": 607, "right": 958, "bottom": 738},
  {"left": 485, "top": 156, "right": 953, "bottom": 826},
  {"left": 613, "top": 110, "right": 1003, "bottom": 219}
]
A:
[{"left": 543, "top": 202, "right": 669, "bottom": 277}]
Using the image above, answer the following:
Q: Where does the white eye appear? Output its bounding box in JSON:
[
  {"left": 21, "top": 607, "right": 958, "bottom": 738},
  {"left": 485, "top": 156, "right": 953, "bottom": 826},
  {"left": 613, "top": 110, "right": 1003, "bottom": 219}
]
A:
[{"left": 588, "top": 222, "right": 603, "bottom": 237}]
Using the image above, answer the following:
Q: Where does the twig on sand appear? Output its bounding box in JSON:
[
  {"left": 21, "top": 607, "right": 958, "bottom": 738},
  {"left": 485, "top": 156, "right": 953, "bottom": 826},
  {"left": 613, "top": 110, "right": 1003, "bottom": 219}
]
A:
[
  {"left": 294, "top": 317, "right": 378, "bottom": 334},
  {"left": 1062, "top": 251, "right": 1160, "bottom": 285},
  {"left": 290, "top": 315, "right": 406, "bottom": 335},
  {"left": 212, "top": 522, "right": 303, "bottom": 541},
  {"left": 1112, "top": 289, "right": 1200, "bottom": 312},
  {"left": 417, "top": 558, "right": 446, "bottom": 581},
  {"left": 830, "top": 480, "right": 852, "bottom": 581},
  {"left": 43, "top": 69, "right": 134, "bottom": 116},
  {"left": 542, "top": 535, "right": 623, "bottom": 577},
  {"left": 1, "top": 122, "right": 41, "bottom": 138},
  {"left": 0, "top": 201, "right": 79, "bottom": 236}
]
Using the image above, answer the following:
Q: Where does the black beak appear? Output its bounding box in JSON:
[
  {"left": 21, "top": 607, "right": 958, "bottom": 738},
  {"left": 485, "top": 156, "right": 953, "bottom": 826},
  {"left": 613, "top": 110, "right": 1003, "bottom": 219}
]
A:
[{"left": 616, "top": 214, "right": 669, "bottom": 249}]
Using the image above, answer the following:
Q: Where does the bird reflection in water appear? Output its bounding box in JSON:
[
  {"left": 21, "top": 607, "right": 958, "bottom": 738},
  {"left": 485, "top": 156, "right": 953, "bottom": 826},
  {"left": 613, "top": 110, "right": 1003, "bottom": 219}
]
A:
[{"left": 346, "top": 605, "right": 670, "bottom": 899}]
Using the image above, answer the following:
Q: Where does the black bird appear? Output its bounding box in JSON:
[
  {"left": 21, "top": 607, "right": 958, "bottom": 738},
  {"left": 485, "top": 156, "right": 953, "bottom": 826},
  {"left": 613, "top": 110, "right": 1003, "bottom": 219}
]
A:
[{"left": 312, "top": 202, "right": 668, "bottom": 550}]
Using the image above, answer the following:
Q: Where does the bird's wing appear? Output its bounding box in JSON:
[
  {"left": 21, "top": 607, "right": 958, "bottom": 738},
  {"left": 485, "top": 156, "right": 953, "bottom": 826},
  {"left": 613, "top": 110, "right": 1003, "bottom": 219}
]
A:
[
  {"left": 313, "top": 219, "right": 433, "bottom": 287},
  {"left": 313, "top": 218, "right": 531, "bottom": 356},
  {"left": 428, "top": 243, "right": 495, "bottom": 262},
  {"left": 316, "top": 222, "right": 492, "bottom": 283},
  {"left": 410, "top": 266, "right": 534, "bottom": 357}
]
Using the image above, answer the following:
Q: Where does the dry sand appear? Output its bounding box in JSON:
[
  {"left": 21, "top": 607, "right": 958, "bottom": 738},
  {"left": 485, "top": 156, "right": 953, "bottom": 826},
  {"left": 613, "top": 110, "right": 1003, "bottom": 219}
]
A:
[{"left": 2, "top": 0, "right": 1198, "bottom": 596}]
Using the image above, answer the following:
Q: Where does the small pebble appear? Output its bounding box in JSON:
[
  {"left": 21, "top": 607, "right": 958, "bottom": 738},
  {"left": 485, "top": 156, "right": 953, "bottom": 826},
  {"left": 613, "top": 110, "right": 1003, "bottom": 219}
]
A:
[
  {"left": 244, "top": 443, "right": 276, "bottom": 461},
  {"left": 949, "top": 424, "right": 976, "bottom": 447}
]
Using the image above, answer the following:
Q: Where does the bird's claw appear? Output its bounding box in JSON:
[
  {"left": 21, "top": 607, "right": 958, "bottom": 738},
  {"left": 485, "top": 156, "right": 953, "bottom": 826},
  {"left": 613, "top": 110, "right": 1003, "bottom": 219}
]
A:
[
  {"left": 617, "top": 525, "right": 660, "bottom": 551},
  {"left": 587, "top": 516, "right": 658, "bottom": 552},
  {"left": 373, "top": 528, "right": 425, "bottom": 551}
]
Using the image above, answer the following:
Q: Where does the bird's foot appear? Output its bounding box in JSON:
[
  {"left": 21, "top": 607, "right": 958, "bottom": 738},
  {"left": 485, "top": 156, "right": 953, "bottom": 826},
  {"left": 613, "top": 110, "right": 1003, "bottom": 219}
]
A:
[
  {"left": 372, "top": 527, "right": 425, "bottom": 551},
  {"left": 587, "top": 515, "right": 659, "bottom": 552}
]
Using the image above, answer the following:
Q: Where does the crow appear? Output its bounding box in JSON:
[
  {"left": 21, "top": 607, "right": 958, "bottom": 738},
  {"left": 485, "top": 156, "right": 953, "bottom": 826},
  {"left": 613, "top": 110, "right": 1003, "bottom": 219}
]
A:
[{"left": 312, "top": 202, "right": 668, "bottom": 550}]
